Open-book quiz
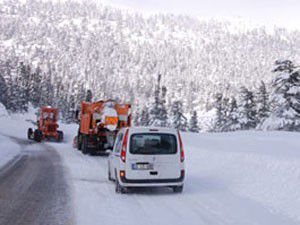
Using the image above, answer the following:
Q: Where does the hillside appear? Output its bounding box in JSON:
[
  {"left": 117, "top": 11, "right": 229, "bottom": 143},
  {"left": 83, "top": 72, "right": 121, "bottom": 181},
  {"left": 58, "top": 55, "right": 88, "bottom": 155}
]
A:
[{"left": 1, "top": 0, "right": 300, "bottom": 115}]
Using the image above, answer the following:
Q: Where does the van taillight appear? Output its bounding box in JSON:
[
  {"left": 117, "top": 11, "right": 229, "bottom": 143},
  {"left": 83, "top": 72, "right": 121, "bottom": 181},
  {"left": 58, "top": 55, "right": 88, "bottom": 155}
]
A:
[
  {"left": 178, "top": 131, "right": 185, "bottom": 162},
  {"left": 121, "top": 129, "right": 129, "bottom": 163}
]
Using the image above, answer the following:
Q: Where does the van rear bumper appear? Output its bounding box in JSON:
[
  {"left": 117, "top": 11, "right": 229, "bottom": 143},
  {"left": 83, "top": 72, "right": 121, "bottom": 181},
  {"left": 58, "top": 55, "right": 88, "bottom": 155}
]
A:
[{"left": 120, "top": 170, "right": 185, "bottom": 186}]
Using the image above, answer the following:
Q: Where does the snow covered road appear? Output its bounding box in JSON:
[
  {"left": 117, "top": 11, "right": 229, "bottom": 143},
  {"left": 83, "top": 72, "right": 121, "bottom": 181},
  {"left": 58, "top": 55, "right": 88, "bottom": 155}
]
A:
[
  {"left": 0, "top": 138, "right": 73, "bottom": 225},
  {"left": 51, "top": 125, "right": 300, "bottom": 225}
]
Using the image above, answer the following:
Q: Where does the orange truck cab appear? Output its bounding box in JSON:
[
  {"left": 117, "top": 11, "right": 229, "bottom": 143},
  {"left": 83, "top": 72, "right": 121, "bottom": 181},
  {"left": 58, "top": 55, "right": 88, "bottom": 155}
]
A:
[
  {"left": 76, "top": 100, "right": 131, "bottom": 155},
  {"left": 28, "top": 107, "right": 64, "bottom": 142}
]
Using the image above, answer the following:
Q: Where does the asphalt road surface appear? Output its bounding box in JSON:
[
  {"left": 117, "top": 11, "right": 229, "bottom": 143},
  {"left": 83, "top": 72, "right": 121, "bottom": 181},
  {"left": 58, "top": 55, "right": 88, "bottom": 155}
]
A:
[{"left": 0, "top": 138, "right": 73, "bottom": 225}]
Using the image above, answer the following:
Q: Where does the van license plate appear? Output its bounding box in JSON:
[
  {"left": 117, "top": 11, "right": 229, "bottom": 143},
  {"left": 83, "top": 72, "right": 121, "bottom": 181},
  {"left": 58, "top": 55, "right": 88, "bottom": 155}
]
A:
[{"left": 132, "top": 164, "right": 153, "bottom": 170}]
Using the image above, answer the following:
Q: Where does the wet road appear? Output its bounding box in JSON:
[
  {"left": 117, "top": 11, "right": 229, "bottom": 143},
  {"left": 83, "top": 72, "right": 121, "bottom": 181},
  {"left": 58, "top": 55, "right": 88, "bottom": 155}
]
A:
[{"left": 0, "top": 138, "right": 73, "bottom": 225}]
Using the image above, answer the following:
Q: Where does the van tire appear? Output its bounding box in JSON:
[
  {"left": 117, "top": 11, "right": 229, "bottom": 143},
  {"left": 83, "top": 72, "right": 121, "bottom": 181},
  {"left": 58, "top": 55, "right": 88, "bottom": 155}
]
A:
[
  {"left": 115, "top": 173, "right": 126, "bottom": 194},
  {"left": 173, "top": 185, "right": 183, "bottom": 193},
  {"left": 108, "top": 167, "right": 113, "bottom": 181}
]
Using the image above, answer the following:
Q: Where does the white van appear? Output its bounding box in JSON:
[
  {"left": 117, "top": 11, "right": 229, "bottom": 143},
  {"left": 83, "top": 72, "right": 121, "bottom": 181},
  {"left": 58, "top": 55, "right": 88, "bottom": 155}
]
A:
[{"left": 108, "top": 127, "right": 185, "bottom": 193}]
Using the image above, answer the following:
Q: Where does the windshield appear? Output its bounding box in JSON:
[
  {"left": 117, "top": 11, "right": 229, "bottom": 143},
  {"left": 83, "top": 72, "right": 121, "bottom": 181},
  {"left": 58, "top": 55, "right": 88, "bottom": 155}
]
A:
[
  {"left": 130, "top": 133, "right": 177, "bottom": 155},
  {"left": 43, "top": 112, "right": 55, "bottom": 120}
]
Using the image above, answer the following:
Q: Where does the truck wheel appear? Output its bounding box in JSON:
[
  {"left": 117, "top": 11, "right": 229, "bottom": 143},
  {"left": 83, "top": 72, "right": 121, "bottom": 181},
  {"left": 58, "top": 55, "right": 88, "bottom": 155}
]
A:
[
  {"left": 34, "top": 129, "right": 43, "bottom": 142},
  {"left": 57, "top": 131, "right": 64, "bottom": 142},
  {"left": 77, "top": 135, "right": 82, "bottom": 151},
  {"left": 82, "top": 136, "right": 89, "bottom": 155},
  {"left": 173, "top": 185, "right": 183, "bottom": 193},
  {"left": 27, "top": 128, "right": 33, "bottom": 140}
]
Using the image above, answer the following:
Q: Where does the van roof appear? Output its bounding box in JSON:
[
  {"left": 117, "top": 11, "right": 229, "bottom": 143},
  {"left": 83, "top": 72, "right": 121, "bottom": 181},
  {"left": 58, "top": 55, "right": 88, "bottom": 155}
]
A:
[{"left": 127, "top": 127, "right": 178, "bottom": 134}]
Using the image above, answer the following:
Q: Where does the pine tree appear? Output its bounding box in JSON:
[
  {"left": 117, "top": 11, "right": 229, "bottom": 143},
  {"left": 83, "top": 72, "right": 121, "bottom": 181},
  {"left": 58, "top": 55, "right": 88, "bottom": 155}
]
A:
[
  {"left": 171, "top": 100, "right": 187, "bottom": 131},
  {"left": 134, "top": 109, "right": 140, "bottom": 126},
  {"left": 86, "top": 89, "right": 93, "bottom": 102},
  {"left": 160, "top": 86, "right": 169, "bottom": 127},
  {"left": 262, "top": 60, "right": 300, "bottom": 131},
  {"left": 188, "top": 110, "right": 200, "bottom": 132},
  {"left": 149, "top": 75, "right": 169, "bottom": 127},
  {"left": 3, "top": 61, "right": 17, "bottom": 112},
  {"left": 140, "top": 106, "right": 150, "bottom": 126},
  {"left": 39, "top": 72, "right": 54, "bottom": 107},
  {"left": 238, "top": 86, "right": 257, "bottom": 130},
  {"left": 212, "top": 93, "right": 227, "bottom": 132},
  {"left": 0, "top": 73, "right": 8, "bottom": 108},
  {"left": 256, "top": 81, "right": 270, "bottom": 125},
  {"left": 225, "top": 97, "right": 241, "bottom": 131},
  {"left": 16, "top": 62, "right": 29, "bottom": 112},
  {"left": 29, "top": 66, "right": 42, "bottom": 107}
]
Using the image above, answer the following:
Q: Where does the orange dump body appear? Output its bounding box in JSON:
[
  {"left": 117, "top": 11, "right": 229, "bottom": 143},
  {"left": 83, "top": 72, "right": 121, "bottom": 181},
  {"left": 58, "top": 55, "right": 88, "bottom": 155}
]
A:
[
  {"left": 79, "top": 100, "right": 131, "bottom": 135},
  {"left": 38, "top": 107, "right": 60, "bottom": 139}
]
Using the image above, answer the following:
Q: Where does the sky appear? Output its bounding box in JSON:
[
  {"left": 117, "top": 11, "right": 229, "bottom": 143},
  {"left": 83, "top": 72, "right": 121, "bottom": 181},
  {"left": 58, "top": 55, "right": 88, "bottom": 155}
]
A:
[{"left": 106, "top": 0, "right": 300, "bottom": 30}]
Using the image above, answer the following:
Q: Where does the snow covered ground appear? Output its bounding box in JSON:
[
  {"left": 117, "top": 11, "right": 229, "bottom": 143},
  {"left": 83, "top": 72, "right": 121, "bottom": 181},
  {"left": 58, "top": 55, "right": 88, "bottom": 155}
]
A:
[
  {"left": 0, "top": 104, "right": 34, "bottom": 168},
  {"left": 51, "top": 124, "right": 300, "bottom": 225},
  {"left": 1, "top": 110, "right": 300, "bottom": 225},
  {"left": 0, "top": 135, "right": 20, "bottom": 168}
]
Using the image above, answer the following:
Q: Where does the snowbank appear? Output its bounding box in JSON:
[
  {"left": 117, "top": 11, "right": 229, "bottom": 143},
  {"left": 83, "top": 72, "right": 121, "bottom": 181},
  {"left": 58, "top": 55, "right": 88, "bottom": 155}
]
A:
[
  {"left": 0, "top": 106, "right": 37, "bottom": 169},
  {"left": 0, "top": 106, "right": 37, "bottom": 138},
  {"left": 183, "top": 131, "right": 300, "bottom": 223},
  {"left": 0, "top": 135, "right": 20, "bottom": 168},
  {"left": 0, "top": 103, "right": 8, "bottom": 117}
]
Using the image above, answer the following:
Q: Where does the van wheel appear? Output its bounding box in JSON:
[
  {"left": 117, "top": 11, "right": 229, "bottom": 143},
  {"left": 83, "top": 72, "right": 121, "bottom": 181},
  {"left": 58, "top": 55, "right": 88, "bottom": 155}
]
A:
[
  {"left": 108, "top": 168, "right": 113, "bottom": 181},
  {"left": 173, "top": 185, "right": 183, "bottom": 193},
  {"left": 115, "top": 174, "right": 126, "bottom": 194},
  {"left": 107, "top": 171, "right": 113, "bottom": 181}
]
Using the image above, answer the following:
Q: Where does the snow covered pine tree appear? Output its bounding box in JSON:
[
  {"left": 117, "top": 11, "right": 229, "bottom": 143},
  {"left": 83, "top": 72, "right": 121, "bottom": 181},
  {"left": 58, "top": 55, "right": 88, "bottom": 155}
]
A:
[
  {"left": 140, "top": 106, "right": 150, "bottom": 126},
  {"left": 262, "top": 60, "right": 300, "bottom": 131},
  {"left": 171, "top": 100, "right": 187, "bottom": 131},
  {"left": 256, "top": 81, "right": 270, "bottom": 127},
  {"left": 149, "top": 75, "right": 169, "bottom": 127},
  {"left": 0, "top": 72, "right": 8, "bottom": 108},
  {"left": 224, "top": 97, "right": 241, "bottom": 131},
  {"left": 212, "top": 93, "right": 227, "bottom": 132},
  {"left": 238, "top": 86, "right": 257, "bottom": 130},
  {"left": 188, "top": 111, "right": 200, "bottom": 132}
]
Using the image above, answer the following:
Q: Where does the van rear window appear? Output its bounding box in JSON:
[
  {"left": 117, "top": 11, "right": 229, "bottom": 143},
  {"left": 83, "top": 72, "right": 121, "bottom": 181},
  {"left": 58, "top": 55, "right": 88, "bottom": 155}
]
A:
[{"left": 130, "top": 133, "right": 177, "bottom": 155}]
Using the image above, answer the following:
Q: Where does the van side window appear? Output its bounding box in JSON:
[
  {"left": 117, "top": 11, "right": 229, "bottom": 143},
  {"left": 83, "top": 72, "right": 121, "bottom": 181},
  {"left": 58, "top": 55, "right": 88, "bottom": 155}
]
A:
[{"left": 114, "top": 132, "right": 124, "bottom": 153}]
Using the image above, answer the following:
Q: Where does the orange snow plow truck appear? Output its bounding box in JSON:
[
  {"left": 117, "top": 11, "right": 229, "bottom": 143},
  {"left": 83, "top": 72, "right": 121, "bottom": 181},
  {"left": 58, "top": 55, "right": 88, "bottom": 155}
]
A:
[
  {"left": 27, "top": 107, "right": 64, "bottom": 142},
  {"left": 75, "top": 100, "right": 131, "bottom": 155}
]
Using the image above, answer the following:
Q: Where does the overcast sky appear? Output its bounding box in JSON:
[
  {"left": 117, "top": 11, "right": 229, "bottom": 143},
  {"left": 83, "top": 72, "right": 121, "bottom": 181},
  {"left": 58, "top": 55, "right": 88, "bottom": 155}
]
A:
[{"left": 107, "top": 0, "right": 300, "bottom": 30}]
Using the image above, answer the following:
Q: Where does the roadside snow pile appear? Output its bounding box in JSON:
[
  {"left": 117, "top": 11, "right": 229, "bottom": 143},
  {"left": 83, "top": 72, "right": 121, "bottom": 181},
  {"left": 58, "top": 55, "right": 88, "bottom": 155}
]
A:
[
  {"left": 0, "top": 105, "right": 36, "bottom": 168},
  {"left": 0, "top": 105, "right": 38, "bottom": 169},
  {"left": 0, "top": 135, "right": 20, "bottom": 168},
  {"left": 0, "top": 106, "right": 36, "bottom": 138},
  {"left": 0, "top": 103, "right": 8, "bottom": 117},
  {"left": 183, "top": 131, "right": 300, "bottom": 224}
]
